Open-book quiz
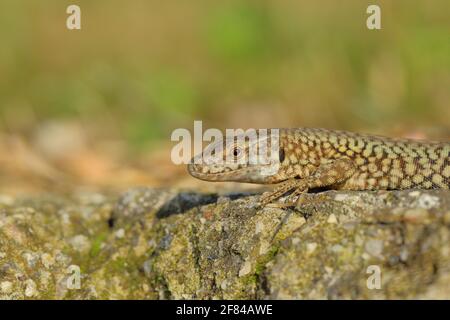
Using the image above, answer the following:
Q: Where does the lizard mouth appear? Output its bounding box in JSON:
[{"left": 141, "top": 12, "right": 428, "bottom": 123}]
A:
[
  {"left": 187, "top": 163, "right": 276, "bottom": 183},
  {"left": 187, "top": 163, "right": 239, "bottom": 181}
]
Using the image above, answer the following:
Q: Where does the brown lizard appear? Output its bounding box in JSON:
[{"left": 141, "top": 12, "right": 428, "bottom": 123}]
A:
[{"left": 187, "top": 128, "right": 450, "bottom": 206}]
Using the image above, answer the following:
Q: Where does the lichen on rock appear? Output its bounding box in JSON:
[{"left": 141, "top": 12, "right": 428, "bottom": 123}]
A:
[{"left": 1, "top": 188, "right": 450, "bottom": 299}]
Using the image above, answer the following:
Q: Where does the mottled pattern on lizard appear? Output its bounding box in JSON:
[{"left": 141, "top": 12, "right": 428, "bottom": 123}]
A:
[{"left": 187, "top": 128, "right": 450, "bottom": 206}]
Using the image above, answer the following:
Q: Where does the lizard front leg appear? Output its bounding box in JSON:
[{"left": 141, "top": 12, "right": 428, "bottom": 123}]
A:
[
  {"left": 262, "top": 158, "right": 356, "bottom": 207},
  {"left": 260, "top": 179, "right": 306, "bottom": 206}
]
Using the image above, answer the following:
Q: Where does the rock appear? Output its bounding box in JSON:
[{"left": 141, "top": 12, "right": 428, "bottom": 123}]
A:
[
  {"left": 24, "top": 279, "right": 37, "bottom": 298},
  {"left": 68, "top": 235, "right": 91, "bottom": 253},
  {"left": 1, "top": 281, "right": 13, "bottom": 294},
  {"left": 1, "top": 188, "right": 450, "bottom": 299}
]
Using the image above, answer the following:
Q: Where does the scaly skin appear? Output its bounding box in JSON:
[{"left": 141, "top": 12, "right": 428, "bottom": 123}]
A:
[{"left": 188, "top": 128, "right": 450, "bottom": 206}]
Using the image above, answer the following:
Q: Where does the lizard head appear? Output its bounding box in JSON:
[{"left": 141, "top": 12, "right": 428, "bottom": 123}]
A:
[{"left": 187, "top": 131, "right": 282, "bottom": 183}]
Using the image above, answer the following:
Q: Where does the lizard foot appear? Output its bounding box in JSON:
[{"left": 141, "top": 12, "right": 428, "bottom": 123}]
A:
[
  {"left": 265, "top": 202, "right": 296, "bottom": 209},
  {"left": 264, "top": 191, "right": 311, "bottom": 209},
  {"left": 259, "top": 179, "right": 308, "bottom": 207}
]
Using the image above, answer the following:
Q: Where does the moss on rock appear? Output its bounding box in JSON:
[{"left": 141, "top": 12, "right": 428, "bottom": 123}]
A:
[{"left": 1, "top": 188, "right": 450, "bottom": 299}]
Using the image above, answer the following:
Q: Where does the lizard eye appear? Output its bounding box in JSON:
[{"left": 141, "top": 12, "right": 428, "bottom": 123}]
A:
[{"left": 232, "top": 147, "right": 241, "bottom": 158}]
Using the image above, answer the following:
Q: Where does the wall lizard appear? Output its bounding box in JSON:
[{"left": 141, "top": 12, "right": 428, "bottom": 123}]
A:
[{"left": 187, "top": 128, "right": 450, "bottom": 206}]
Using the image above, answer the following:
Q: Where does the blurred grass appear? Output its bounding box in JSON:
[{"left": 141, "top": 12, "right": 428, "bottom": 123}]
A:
[{"left": 0, "top": 0, "right": 449, "bottom": 150}]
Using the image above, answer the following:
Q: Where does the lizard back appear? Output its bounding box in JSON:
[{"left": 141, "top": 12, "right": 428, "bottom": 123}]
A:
[{"left": 277, "top": 128, "right": 450, "bottom": 190}]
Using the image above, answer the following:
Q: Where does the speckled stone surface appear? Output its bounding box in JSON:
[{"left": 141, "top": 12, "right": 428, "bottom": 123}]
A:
[{"left": 1, "top": 188, "right": 450, "bottom": 299}]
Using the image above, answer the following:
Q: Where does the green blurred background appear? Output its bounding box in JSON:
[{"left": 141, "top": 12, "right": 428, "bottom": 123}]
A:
[{"left": 0, "top": 0, "right": 449, "bottom": 191}]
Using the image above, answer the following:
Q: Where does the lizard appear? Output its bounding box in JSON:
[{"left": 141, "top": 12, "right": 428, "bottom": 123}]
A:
[{"left": 187, "top": 128, "right": 450, "bottom": 207}]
